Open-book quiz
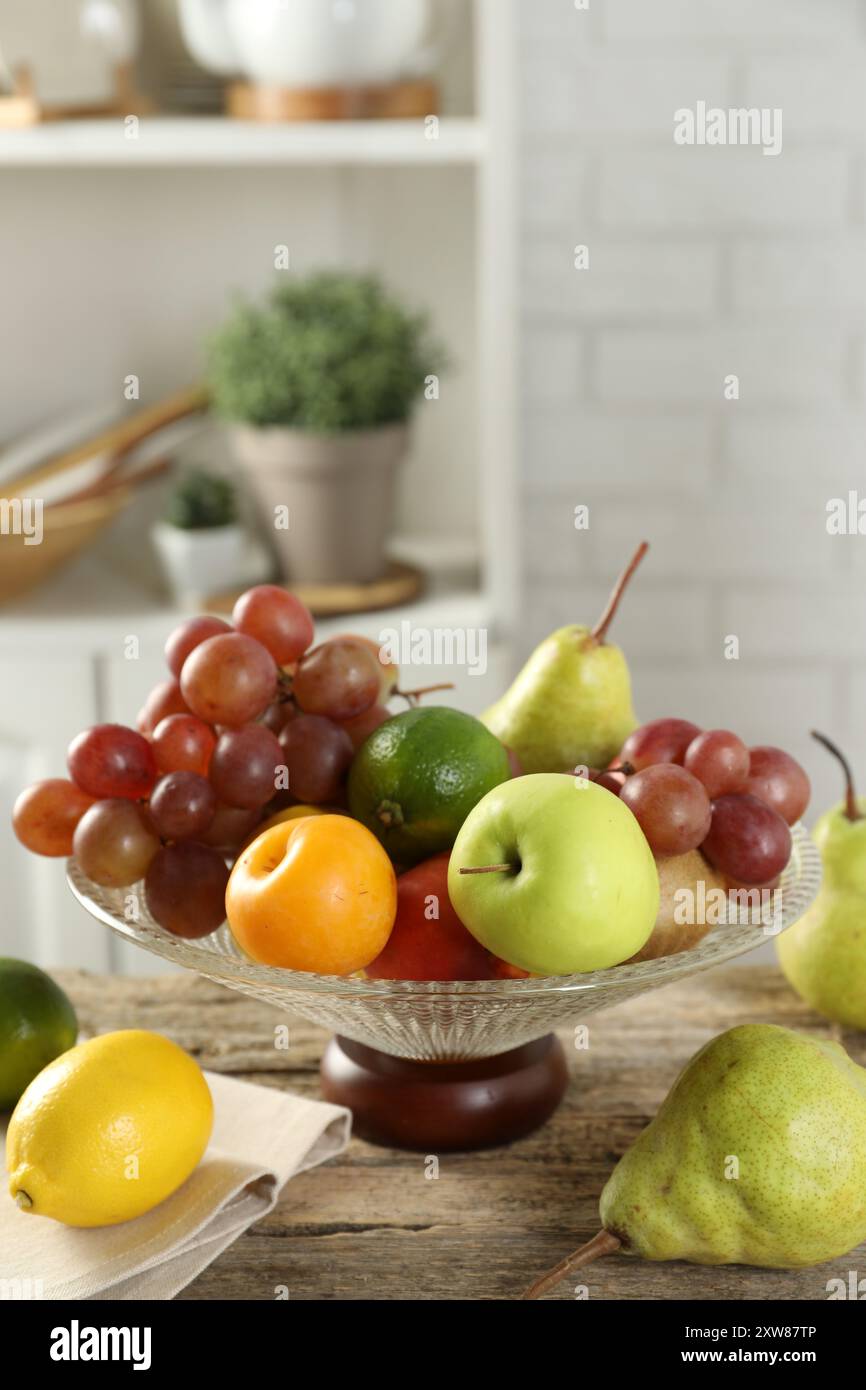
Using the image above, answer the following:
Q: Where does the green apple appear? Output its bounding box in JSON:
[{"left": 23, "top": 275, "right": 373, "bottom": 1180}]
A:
[{"left": 447, "top": 772, "right": 659, "bottom": 975}]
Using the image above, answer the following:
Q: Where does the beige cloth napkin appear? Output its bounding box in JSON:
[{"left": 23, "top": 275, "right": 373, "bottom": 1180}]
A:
[{"left": 0, "top": 1072, "right": 351, "bottom": 1301}]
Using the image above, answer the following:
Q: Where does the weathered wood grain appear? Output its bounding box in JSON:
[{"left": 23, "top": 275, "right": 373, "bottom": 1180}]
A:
[{"left": 53, "top": 966, "right": 866, "bottom": 1301}]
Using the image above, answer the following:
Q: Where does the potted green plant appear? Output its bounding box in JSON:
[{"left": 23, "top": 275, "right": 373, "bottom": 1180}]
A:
[
  {"left": 152, "top": 469, "right": 255, "bottom": 601},
  {"left": 207, "top": 271, "right": 443, "bottom": 585}
]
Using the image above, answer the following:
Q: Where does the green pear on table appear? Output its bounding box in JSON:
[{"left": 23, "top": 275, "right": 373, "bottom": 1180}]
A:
[
  {"left": 778, "top": 732, "right": 866, "bottom": 1029},
  {"left": 482, "top": 543, "right": 646, "bottom": 775},
  {"left": 523, "top": 1023, "right": 866, "bottom": 1297}
]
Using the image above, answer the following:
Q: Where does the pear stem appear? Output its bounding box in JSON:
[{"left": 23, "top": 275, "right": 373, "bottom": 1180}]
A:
[
  {"left": 811, "top": 731, "right": 861, "bottom": 822},
  {"left": 457, "top": 863, "right": 515, "bottom": 875},
  {"left": 590, "top": 542, "right": 649, "bottom": 643},
  {"left": 521, "top": 1229, "right": 622, "bottom": 1300}
]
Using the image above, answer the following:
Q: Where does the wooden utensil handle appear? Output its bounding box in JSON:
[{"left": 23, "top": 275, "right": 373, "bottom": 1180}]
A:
[
  {"left": 59, "top": 454, "right": 172, "bottom": 507},
  {"left": 10, "top": 384, "right": 209, "bottom": 497}
]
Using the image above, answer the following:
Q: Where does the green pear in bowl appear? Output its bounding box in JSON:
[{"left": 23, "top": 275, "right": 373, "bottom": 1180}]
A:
[
  {"left": 523, "top": 1023, "right": 866, "bottom": 1298},
  {"left": 447, "top": 771, "right": 659, "bottom": 974},
  {"left": 482, "top": 542, "right": 647, "bottom": 774},
  {"left": 777, "top": 732, "right": 866, "bottom": 1029}
]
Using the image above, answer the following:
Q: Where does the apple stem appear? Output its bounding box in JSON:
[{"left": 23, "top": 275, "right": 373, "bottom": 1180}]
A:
[
  {"left": 396, "top": 681, "right": 456, "bottom": 706},
  {"left": 811, "top": 731, "right": 861, "bottom": 822},
  {"left": 521, "top": 1229, "right": 622, "bottom": 1300},
  {"left": 590, "top": 541, "right": 649, "bottom": 644},
  {"left": 457, "top": 863, "right": 516, "bottom": 875}
]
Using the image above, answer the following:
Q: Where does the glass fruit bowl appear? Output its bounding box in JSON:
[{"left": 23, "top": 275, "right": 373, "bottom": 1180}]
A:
[
  {"left": 68, "top": 825, "right": 822, "bottom": 1061},
  {"left": 67, "top": 826, "right": 821, "bottom": 1150}
]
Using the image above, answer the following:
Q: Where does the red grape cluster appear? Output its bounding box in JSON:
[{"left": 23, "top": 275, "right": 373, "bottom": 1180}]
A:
[
  {"left": 609, "top": 718, "right": 809, "bottom": 886},
  {"left": 12, "top": 586, "right": 397, "bottom": 939}
]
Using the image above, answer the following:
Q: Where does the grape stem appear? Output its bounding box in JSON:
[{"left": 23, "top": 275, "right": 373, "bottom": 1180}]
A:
[
  {"left": 457, "top": 863, "right": 516, "bottom": 875},
  {"left": 582, "top": 761, "right": 635, "bottom": 778},
  {"left": 521, "top": 1229, "right": 622, "bottom": 1300},
  {"left": 811, "top": 730, "right": 862, "bottom": 822},
  {"left": 590, "top": 541, "right": 649, "bottom": 644},
  {"left": 396, "top": 682, "right": 456, "bottom": 706}
]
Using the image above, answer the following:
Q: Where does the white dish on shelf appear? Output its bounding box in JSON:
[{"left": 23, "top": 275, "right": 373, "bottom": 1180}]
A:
[
  {"left": 0, "top": 0, "right": 139, "bottom": 105},
  {"left": 177, "top": 0, "right": 453, "bottom": 88}
]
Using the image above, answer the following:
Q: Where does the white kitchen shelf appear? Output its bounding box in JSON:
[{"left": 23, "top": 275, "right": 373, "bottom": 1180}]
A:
[
  {"left": 0, "top": 0, "right": 520, "bottom": 976},
  {"left": 0, "top": 552, "right": 495, "bottom": 652},
  {"left": 0, "top": 116, "right": 486, "bottom": 168}
]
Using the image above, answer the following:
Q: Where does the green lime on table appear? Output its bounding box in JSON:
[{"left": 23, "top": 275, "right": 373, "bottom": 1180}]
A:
[
  {"left": 347, "top": 706, "right": 512, "bottom": 865},
  {"left": 0, "top": 959, "right": 78, "bottom": 1111}
]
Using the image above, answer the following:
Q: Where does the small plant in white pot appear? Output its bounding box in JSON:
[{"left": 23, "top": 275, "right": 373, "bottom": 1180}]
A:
[
  {"left": 152, "top": 469, "right": 250, "bottom": 603},
  {"left": 206, "top": 271, "right": 444, "bottom": 585}
]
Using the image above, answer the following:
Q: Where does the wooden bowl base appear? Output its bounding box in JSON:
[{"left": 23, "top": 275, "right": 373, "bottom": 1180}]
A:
[
  {"left": 320, "top": 1034, "right": 569, "bottom": 1152},
  {"left": 227, "top": 78, "right": 438, "bottom": 122}
]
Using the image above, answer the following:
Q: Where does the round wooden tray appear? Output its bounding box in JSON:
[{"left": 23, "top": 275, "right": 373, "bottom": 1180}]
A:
[
  {"left": 206, "top": 561, "right": 424, "bottom": 618},
  {"left": 227, "top": 78, "right": 438, "bottom": 123}
]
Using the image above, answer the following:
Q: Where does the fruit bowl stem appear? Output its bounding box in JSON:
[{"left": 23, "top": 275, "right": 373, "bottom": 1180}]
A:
[{"left": 320, "top": 1034, "right": 569, "bottom": 1151}]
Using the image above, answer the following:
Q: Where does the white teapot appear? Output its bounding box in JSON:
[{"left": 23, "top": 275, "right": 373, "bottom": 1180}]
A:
[{"left": 177, "top": 0, "right": 452, "bottom": 88}]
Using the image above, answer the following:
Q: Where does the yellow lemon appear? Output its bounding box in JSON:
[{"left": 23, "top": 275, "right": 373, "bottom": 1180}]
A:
[
  {"left": 240, "top": 803, "right": 326, "bottom": 849},
  {"left": 6, "top": 1030, "right": 212, "bottom": 1228}
]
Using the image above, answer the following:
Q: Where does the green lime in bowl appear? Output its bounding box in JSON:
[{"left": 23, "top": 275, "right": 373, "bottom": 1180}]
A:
[{"left": 347, "top": 706, "right": 511, "bottom": 866}]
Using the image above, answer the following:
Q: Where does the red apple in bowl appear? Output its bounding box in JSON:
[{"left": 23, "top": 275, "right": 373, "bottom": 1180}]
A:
[{"left": 365, "top": 852, "right": 496, "bottom": 982}]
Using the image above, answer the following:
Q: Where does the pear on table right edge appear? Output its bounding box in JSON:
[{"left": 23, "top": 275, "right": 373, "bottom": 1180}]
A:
[
  {"left": 523, "top": 1023, "right": 866, "bottom": 1297},
  {"left": 482, "top": 543, "right": 646, "bottom": 774},
  {"left": 778, "top": 732, "right": 866, "bottom": 1029}
]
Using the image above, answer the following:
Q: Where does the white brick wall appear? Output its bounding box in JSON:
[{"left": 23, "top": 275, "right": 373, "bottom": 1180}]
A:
[
  {"left": 744, "top": 58, "right": 866, "bottom": 137},
  {"left": 522, "top": 326, "right": 588, "bottom": 402},
  {"left": 525, "top": 240, "right": 720, "bottom": 319},
  {"left": 516, "top": 0, "right": 866, "bottom": 821},
  {"left": 725, "top": 415, "right": 866, "bottom": 495},
  {"left": 521, "top": 53, "right": 732, "bottom": 136},
  {"left": 598, "top": 151, "right": 849, "bottom": 229},
  {"left": 525, "top": 412, "right": 714, "bottom": 493},
  {"left": 595, "top": 328, "right": 848, "bottom": 404},
  {"left": 601, "top": 0, "right": 862, "bottom": 44},
  {"left": 523, "top": 497, "right": 845, "bottom": 582},
  {"left": 731, "top": 241, "right": 866, "bottom": 315}
]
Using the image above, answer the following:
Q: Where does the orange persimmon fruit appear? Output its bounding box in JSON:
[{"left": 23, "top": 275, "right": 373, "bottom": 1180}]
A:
[{"left": 225, "top": 814, "right": 396, "bottom": 975}]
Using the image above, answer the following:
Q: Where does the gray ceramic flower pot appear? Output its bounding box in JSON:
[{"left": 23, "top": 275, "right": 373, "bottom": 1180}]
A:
[{"left": 230, "top": 421, "right": 409, "bottom": 585}]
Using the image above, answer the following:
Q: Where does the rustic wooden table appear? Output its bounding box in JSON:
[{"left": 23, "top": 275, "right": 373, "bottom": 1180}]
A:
[{"left": 56, "top": 964, "right": 866, "bottom": 1302}]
